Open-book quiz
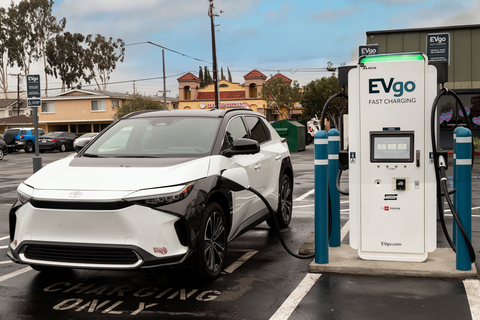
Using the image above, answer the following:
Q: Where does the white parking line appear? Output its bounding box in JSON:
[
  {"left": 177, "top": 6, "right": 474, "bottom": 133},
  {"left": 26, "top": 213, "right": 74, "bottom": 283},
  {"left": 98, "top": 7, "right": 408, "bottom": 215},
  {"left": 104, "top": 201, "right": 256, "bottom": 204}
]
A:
[
  {"left": 0, "top": 266, "right": 32, "bottom": 283},
  {"left": 269, "top": 273, "right": 322, "bottom": 320},
  {"left": 0, "top": 246, "right": 7, "bottom": 249},
  {"left": 223, "top": 250, "right": 258, "bottom": 274},
  {"left": 294, "top": 189, "right": 314, "bottom": 201},
  {"left": 0, "top": 236, "right": 9, "bottom": 241},
  {"left": 464, "top": 279, "right": 480, "bottom": 320},
  {"left": 0, "top": 261, "right": 12, "bottom": 265}
]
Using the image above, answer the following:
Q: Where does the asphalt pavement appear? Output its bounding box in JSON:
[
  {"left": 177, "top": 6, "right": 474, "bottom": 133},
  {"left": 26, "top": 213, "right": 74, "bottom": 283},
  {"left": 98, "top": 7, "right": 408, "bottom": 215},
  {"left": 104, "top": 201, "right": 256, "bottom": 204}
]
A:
[{"left": 0, "top": 146, "right": 480, "bottom": 319}]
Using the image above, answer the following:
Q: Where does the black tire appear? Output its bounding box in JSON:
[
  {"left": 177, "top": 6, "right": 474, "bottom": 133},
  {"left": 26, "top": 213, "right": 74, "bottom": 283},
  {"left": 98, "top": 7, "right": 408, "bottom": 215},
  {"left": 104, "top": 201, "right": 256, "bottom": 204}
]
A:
[
  {"left": 196, "top": 202, "right": 227, "bottom": 282},
  {"left": 267, "top": 174, "right": 293, "bottom": 229},
  {"left": 0, "top": 148, "right": 3, "bottom": 160},
  {"left": 25, "top": 141, "right": 33, "bottom": 153},
  {"left": 60, "top": 143, "right": 66, "bottom": 152}
]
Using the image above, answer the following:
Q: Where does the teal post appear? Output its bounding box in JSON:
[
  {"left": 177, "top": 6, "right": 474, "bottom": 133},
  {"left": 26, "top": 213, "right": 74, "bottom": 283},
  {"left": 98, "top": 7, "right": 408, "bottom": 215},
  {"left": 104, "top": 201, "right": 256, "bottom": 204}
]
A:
[
  {"left": 315, "top": 130, "right": 329, "bottom": 264},
  {"left": 328, "top": 129, "right": 340, "bottom": 247},
  {"left": 453, "top": 127, "right": 461, "bottom": 246},
  {"left": 455, "top": 127, "right": 472, "bottom": 271}
]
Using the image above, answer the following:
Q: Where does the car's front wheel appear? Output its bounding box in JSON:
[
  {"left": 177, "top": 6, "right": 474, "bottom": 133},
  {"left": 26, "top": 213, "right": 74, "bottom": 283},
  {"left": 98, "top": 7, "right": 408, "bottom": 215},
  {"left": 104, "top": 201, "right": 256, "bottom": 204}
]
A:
[
  {"left": 0, "top": 149, "right": 3, "bottom": 160},
  {"left": 267, "top": 174, "right": 293, "bottom": 229},
  {"left": 60, "top": 143, "right": 66, "bottom": 152},
  {"left": 196, "top": 202, "right": 227, "bottom": 282}
]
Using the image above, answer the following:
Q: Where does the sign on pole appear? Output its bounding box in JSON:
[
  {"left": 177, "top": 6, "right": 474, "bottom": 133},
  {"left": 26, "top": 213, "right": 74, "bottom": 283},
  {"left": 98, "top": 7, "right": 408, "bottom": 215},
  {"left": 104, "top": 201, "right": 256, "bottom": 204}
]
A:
[
  {"left": 27, "top": 74, "right": 41, "bottom": 99},
  {"left": 359, "top": 44, "right": 379, "bottom": 57},
  {"left": 27, "top": 99, "right": 41, "bottom": 107},
  {"left": 426, "top": 33, "right": 450, "bottom": 65}
]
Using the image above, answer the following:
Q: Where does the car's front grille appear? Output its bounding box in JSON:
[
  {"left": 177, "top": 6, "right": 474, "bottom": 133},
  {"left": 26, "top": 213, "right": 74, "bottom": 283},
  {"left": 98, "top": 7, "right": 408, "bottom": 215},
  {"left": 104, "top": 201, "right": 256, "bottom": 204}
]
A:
[
  {"left": 30, "top": 200, "right": 133, "bottom": 210},
  {"left": 24, "top": 245, "right": 140, "bottom": 265}
]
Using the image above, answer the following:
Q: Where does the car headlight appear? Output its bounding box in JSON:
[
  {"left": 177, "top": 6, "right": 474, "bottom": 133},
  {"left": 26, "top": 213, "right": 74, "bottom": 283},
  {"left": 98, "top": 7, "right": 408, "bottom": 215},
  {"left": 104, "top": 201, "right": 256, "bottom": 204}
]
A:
[
  {"left": 17, "top": 183, "right": 34, "bottom": 204},
  {"left": 123, "top": 183, "right": 195, "bottom": 207}
]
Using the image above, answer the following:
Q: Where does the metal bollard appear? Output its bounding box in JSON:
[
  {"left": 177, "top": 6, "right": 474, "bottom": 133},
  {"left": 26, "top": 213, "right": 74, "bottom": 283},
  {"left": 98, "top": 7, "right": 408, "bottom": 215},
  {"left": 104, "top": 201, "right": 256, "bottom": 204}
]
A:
[
  {"left": 454, "top": 127, "right": 472, "bottom": 271},
  {"left": 315, "top": 130, "right": 329, "bottom": 264},
  {"left": 453, "top": 127, "right": 462, "bottom": 246},
  {"left": 328, "top": 129, "right": 341, "bottom": 247}
]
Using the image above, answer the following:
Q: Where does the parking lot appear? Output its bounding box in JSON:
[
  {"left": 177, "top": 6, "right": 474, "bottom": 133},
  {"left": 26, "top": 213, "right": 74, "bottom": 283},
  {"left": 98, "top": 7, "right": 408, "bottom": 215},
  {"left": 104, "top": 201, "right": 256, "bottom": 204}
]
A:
[{"left": 1, "top": 147, "right": 480, "bottom": 319}]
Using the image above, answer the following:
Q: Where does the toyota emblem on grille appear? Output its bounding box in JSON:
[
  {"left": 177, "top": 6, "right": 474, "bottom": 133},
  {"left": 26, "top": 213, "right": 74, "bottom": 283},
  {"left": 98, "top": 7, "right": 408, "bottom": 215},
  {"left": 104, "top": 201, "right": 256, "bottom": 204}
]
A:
[{"left": 69, "top": 191, "right": 83, "bottom": 198}]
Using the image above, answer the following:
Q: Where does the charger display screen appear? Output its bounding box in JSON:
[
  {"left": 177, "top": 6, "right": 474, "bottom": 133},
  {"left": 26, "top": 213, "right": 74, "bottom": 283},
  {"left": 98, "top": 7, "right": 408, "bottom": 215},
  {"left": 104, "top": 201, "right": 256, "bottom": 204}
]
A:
[{"left": 370, "top": 132, "right": 414, "bottom": 162}]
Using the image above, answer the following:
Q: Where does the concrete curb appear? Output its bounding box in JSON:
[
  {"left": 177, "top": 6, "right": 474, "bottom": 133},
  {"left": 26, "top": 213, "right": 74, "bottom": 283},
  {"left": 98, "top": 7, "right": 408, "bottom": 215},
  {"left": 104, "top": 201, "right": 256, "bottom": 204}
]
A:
[{"left": 301, "top": 234, "right": 478, "bottom": 279}]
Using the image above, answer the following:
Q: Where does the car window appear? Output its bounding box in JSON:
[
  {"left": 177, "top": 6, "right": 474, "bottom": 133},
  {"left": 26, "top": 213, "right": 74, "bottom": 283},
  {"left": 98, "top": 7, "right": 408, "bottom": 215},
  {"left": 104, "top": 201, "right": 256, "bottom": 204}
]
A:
[
  {"left": 85, "top": 117, "right": 221, "bottom": 157},
  {"left": 6, "top": 129, "right": 19, "bottom": 135},
  {"left": 244, "top": 116, "right": 270, "bottom": 144},
  {"left": 39, "top": 130, "right": 45, "bottom": 135},
  {"left": 21, "top": 130, "right": 26, "bottom": 134},
  {"left": 222, "top": 116, "right": 248, "bottom": 150}
]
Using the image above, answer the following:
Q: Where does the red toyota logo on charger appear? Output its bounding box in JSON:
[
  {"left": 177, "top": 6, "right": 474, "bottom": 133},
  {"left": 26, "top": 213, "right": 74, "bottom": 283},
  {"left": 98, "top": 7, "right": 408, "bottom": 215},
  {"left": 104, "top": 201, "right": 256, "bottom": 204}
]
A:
[{"left": 384, "top": 206, "right": 389, "bottom": 211}]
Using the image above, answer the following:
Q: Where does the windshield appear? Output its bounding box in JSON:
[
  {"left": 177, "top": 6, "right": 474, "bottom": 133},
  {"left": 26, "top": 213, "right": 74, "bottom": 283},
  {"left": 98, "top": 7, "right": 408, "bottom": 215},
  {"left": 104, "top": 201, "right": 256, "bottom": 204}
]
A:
[
  {"left": 41, "top": 133, "right": 58, "bottom": 138},
  {"left": 82, "top": 117, "right": 221, "bottom": 158}
]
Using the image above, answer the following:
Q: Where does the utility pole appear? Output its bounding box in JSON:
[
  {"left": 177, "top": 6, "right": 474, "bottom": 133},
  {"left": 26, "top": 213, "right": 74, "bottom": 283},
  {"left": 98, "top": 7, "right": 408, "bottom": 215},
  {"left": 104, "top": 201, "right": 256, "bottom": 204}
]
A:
[
  {"left": 9, "top": 74, "right": 23, "bottom": 116},
  {"left": 133, "top": 81, "right": 136, "bottom": 94},
  {"left": 208, "top": 0, "right": 220, "bottom": 109}
]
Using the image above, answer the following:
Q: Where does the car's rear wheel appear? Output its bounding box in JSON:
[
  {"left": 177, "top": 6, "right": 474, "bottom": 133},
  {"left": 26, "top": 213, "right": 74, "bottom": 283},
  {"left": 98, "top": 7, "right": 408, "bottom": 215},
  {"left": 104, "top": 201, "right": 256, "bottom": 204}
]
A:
[
  {"left": 0, "top": 149, "right": 3, "bottom": 160},
  {"left": 60, "top": 143, "right": 66, "bottom": 152},
  {"left": 196, "top": 202, "right": 227, "bottom": 282},
  {"left": 267, "top": 174, "right": 293, "bottom": 229},
  {"left": 25, "top": 141, "right": 33, "bottom": 153}
]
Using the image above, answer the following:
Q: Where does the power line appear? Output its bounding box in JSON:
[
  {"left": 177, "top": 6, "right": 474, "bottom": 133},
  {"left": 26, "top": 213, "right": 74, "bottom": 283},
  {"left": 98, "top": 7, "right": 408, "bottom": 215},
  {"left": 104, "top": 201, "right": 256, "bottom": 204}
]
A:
[{"left": 126, "top": 41, "right": 213, "bottom": 65}]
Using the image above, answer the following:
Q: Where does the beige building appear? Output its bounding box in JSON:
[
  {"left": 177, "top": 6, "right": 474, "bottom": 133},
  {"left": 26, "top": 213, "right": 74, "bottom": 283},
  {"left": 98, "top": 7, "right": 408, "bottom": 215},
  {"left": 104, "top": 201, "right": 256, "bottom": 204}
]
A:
[
  {"left": 39, "top": 89, "right": 130, "bottom": 133},
  {"left": 177, "top": 69, "right": 302, "bottom": 121}
]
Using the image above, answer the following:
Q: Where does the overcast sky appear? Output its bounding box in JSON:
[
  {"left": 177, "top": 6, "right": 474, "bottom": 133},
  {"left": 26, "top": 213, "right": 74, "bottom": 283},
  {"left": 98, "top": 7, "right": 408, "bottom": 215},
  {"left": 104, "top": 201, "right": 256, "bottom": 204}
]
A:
[{"left": 0, "top": 0, "right": 479, "bottom": 98}]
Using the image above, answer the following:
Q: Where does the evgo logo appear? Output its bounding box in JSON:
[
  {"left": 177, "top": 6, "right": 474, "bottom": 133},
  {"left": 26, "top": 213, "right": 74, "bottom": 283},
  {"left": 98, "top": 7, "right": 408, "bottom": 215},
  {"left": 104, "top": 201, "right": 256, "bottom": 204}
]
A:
[{"left": 369, "top": 78, "right": 416, "bottom": 97}]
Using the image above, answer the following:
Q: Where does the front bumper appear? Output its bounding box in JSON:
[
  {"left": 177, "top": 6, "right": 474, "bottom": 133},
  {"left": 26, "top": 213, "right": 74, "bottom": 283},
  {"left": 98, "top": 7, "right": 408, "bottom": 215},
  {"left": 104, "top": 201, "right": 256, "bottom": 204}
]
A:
[{"left": 8, "top": 202, "right": 190, "bottom": 269}]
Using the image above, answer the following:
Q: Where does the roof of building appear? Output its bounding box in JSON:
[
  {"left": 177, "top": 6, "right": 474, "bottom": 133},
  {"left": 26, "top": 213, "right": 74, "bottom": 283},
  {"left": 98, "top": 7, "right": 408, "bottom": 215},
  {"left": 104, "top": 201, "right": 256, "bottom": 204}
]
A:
[
  {"left": 0, "top": 99, "right": 22, "bottom": 110},
  {"left": 244, "top": 69, "right": 267, "bottom": 80},
  {"left": 367, "top": 23, "right": 480, "bottom": 36},
  {"left": 197, "top": 91, "right": 246, "bottom": 100},
  {"left": 42, "top": 89, "right": 131, "bottom": 101},
  {"left": 178, "top": 73, "right": 201, "bottom": 82},
  {"left": 0, "top": 115, "right": 33, "bottom": 125},
  {"left": 268, "top": 73, "right": 292, "bottom": 82}
]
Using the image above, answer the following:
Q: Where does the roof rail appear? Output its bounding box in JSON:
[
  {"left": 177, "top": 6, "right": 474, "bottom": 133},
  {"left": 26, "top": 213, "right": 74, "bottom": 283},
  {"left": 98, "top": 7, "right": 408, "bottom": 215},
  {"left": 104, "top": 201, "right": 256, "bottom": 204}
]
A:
[{"left": 122, "top": 109, "right": 169, "bottom": 119}]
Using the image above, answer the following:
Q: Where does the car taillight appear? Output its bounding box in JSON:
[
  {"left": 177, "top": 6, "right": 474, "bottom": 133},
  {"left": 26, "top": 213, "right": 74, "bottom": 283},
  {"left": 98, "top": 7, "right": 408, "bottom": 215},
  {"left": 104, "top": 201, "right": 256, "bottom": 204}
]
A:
[
  {"left": 20, "top": 136, "right": 24, "bottom": 139},
  {"left": 51, "top": 139, "right": 58, "bottom": 142}
]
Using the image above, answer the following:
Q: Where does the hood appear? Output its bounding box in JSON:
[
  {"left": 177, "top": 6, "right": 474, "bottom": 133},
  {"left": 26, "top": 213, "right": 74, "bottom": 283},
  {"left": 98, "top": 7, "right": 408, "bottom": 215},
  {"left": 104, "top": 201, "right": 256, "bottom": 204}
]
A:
[{"left": 24, "top": 156, "right": 212, "bottom": 192}]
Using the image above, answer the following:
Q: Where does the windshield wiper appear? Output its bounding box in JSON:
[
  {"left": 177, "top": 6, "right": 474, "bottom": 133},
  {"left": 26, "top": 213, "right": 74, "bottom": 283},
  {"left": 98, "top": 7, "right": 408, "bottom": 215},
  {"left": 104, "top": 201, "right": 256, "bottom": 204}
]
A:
[
  {"left": 82, "top": 153, "right": 103, "bottom": 158},
  {"left": 112, "top": 155, "right": 157, "bottom": 158}
]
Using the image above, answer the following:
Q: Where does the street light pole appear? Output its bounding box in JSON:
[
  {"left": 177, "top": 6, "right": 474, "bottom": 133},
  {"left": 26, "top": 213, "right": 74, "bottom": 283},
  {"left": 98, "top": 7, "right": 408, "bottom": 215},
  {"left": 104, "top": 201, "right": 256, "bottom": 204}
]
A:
[
  {"left": 208, "top": 0, "right": 219, "bottom": 109},
  {"left": 162, "top": 49, "right": 167, "bottom": 110}
]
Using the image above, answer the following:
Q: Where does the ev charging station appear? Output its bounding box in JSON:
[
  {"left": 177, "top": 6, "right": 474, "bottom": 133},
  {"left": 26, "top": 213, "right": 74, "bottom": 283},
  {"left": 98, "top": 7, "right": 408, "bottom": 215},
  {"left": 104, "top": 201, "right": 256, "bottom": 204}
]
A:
[{"left": 348, "top": 53, "right": 438, "bottom": 262}]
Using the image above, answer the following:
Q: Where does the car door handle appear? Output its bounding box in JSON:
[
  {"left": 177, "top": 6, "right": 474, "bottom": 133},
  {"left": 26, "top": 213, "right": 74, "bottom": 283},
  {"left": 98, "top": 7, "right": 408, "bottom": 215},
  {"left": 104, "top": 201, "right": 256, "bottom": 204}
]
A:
[
  {"left": 255, "top": 164, "right": 261, "bottom": 171},
  {"left": 275, "top": 155, "right": 281, "bottom": 161}
]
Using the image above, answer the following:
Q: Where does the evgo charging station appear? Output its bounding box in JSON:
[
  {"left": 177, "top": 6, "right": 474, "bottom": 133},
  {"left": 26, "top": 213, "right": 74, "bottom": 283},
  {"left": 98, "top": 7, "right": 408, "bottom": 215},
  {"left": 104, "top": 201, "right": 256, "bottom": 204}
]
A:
[{"left": 348, "top": 53, "right": 438, "bottom": 262}]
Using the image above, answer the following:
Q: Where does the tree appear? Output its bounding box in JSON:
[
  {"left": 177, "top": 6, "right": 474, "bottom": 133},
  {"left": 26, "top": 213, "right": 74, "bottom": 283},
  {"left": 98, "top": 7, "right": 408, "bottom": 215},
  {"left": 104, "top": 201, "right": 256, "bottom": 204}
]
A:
[
  {"left": 84, "top": 34, "right": 125, "bottom": 91},
  {"left": 227, "top": 67, "right": 232, "bottom": 82},
  {"left": 301, "top": 74, "right": 347, "bottom": 129},
  {"left": 114, "top": 94, "right": 163, "bottom": 119},
  {"left": 46, "top": 32, "right": 87, "bottom": 92},
  {"left": 260, "top": 75, "right": 302, "bottom": 119},
  {"left": 0, "top": 7, "right": 15, "bottom": 97},
  {"left": 199, "top": 66, "right": 204, "bottom": 87},
  {"left": 29, "top": 0, "right": 65, "bottom": 96}
]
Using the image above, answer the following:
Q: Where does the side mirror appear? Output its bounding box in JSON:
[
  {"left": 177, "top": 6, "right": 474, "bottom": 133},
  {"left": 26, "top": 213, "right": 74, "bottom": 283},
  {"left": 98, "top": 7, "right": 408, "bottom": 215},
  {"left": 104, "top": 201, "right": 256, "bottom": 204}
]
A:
[
  {"left": 223, "top": 138, "right": 260, "bottom": 157},
  {"left": 220, "top": 167, "right": 250, "bottom": 192}
]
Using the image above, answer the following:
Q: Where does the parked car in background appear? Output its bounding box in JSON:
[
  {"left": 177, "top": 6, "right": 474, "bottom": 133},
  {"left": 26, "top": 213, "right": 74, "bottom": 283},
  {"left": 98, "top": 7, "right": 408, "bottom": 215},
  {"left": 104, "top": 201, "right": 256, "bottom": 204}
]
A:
[
  {"left": 0, "top": 139, "right": 7, "bottom": 160},
  {"left": 38, "top": 132, "right": 77, "bottom": 152},
  {"left": 74, "top": 133, "right": 99, "bottom": 152},
  {"left": 7, "top": 109, "right": 293, "bottom": 282},
  {"left": 3, "top": 128, "right": 45, "bottom": 153}
]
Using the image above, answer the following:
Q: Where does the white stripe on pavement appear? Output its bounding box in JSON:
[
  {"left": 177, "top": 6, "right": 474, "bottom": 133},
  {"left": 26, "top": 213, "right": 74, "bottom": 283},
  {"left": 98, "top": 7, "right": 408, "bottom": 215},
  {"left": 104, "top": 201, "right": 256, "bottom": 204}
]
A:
[
  {"left": 0, "top": 236, "right": 9, "bottom": 241},
  {"left": 294, "top": 189, "right": 314, "bottom": 201},
  {"left": 464, "top": 279, "right": 480, "bottom": 320},
  {"left": 269, "top": 273, "right": 322, "bottom": 320},
  {"left": 0, "top": 261, "right": 12, "bottom": 265},
  {"left": 0, "top": 267, "right": 32, "bottom": 283}
]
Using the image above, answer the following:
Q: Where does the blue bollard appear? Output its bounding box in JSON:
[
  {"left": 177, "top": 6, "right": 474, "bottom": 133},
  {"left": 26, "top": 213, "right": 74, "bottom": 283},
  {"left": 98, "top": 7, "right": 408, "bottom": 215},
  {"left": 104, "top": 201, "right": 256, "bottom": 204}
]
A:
[
  {"left": 453, "top": 127, "right": 462, "bottom": 246},
  {"left": 454, "top": 127, "right": 472, "bottom": 271},
  {"left": 328, "top": 129, "right": 341, "bottom": 247},
  {"left": 315, "top": 130, "right": 329, "bottom": 264}
]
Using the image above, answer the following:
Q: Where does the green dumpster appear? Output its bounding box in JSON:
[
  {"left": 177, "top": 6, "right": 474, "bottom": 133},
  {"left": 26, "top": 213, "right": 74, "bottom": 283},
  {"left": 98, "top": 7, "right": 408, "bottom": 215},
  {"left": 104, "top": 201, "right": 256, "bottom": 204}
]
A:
[{"left": 271, "top": 120, "right": 306, "bottom": 152}]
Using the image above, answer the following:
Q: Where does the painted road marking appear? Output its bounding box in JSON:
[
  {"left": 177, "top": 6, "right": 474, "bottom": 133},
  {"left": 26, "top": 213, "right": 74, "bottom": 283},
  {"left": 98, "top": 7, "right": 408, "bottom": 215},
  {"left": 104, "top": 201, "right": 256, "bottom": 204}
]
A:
[
  {"left": 464, "top": 279, "right": 480, "bottom": 320},
  {"left": 0, "top": 236, "right": 9, "bottom": 241},
  {"left": 223, "top": 250, "right": 258, "bottom": 274},
  {"left": 0, "top": 261, "right": 13, "bottom": 265},
  {"left": 294, "top": 189, "right": 314, "bottom": 201},
  {"left": 269, "top": 273, "right": 322, "bottom": 320},
  {"left": 0, "top": 266, "right": 32, "bottom": 283},
  {"left": 0, "top": 246, "right": 8, "bottom": 249},
  {"left": 341, "top": 221, "right": 350, "bottom": 241},
  {"left": 294, "top": 200, "right": 349, "bottom": 209}
]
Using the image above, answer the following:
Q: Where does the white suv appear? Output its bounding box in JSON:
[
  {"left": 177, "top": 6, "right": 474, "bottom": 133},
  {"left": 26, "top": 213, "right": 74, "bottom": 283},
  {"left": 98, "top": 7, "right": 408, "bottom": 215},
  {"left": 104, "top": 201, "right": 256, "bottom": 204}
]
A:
[{"left": 7, "top": 109, "right": 293, "bottom": 281}]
